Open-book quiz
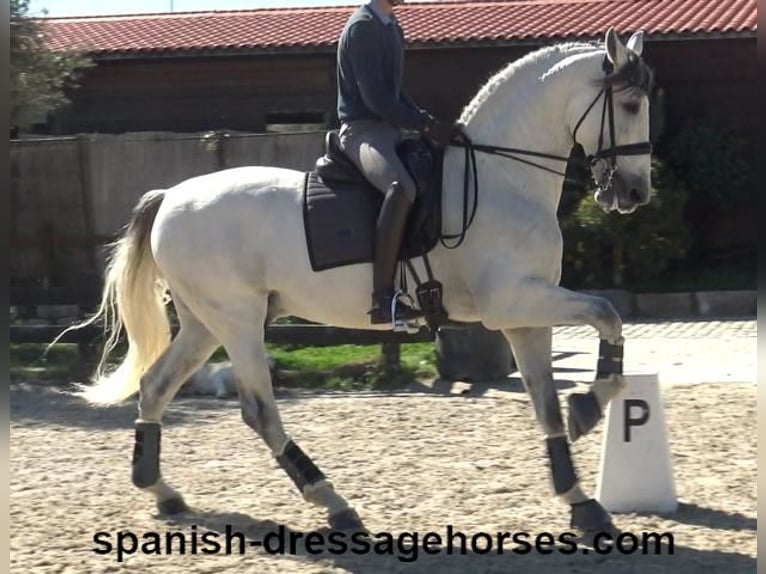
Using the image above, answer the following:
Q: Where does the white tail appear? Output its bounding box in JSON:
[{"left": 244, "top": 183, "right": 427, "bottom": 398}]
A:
[{"left": 61, "top": 189, "right": 170, "bottom": 405}]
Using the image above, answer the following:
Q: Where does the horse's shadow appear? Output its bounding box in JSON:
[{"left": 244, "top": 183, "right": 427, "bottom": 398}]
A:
[
  {"left": 400, "top": 350, "right": 589, "bottom": 398},
  {"left": 9, "top": 346, "right": 595, "bottom": 429},
  {"left": 9, "top": 381, "right": 230, "bottom": 430},
  {"left": 650, "top": 502, "right": 757, "bottom": 531},
  {"left": 281, "top": 349, "right": 590, "bottom": 400},
  {"left": 406, "top": 375, "right": 577, "bottom": 398},
  {"left": 162, "top": 507, "right": 756, "bottom": 573}
]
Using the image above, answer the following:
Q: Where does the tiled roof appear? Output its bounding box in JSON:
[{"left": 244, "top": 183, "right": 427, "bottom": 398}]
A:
[{"left": 42, "top": 0, "right": 757, "bottom": 57}]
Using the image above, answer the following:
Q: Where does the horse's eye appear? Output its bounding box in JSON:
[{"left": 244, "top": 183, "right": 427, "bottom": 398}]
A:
[{"left": 622, "top": 101, "right": 641, "bottom": 114}]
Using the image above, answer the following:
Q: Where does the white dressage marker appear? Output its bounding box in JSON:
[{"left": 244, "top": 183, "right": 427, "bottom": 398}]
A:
[{"left": 595, "top": 372, "right": 677, "bottom": 513}]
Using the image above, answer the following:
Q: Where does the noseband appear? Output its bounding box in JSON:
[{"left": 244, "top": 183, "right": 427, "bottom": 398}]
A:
[{"left": 442, "top": 53, "right": 653, "bottom": 249}]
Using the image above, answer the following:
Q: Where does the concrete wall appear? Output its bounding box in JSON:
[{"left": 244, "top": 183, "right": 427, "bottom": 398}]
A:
[{"left": 10, "top": 131, "right": 326, "bottom": 286}]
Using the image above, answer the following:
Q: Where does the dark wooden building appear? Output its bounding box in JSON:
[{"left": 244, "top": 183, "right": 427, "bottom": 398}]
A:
[
  {"left": 43, "top": 37, "right": 755, "bottom": 144},
  {"left": 40, "top": 0, "right": 756, "bottom": 140},
  {"left": 34, "top": 0, "right": 758, "bottom": 260}
]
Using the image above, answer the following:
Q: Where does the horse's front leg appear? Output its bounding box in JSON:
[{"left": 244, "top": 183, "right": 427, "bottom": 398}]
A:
[
  {"left": 503, "top": 327, "right": 619, "bottom": 539},
  {"left": 482, "top": 280, "right": 626, "bottom": 440}
]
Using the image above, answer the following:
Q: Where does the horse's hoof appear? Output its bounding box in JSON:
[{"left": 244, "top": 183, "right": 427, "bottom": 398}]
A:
[
  {"left": 157, "top": 496, "right": 189, "bottom": 515},
  {"left": 576, "top": 521, "right": 622, "bottom": 548},
  {"left": 570, "top": 499, "right": 619, "bottom": 545},
  {"left": 567, "top": 391, "right": 602, "bottom": 442},
  {"left": 328, "top": 508, "right": 366, "bottom": 532}
]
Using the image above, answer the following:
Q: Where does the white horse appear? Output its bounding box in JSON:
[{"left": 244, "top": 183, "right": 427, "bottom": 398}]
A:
[{"left": 74, "top": 28, "right": 653, "bottom": 538}]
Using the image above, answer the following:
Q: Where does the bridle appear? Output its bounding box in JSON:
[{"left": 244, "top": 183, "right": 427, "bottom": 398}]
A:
[
  {"left": 571, "top": 57, "right": 654, "bottom": 196},
  {"left": 441, "top": 54, "right": 653, "bottom": 249}
]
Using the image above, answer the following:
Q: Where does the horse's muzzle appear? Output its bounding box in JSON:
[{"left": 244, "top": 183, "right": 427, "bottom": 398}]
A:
[{"left": 595, "top": 172, "right": 650, "bottom": 214}]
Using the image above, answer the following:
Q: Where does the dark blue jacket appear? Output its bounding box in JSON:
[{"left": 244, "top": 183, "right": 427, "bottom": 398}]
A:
[{"left": 336, "top": 4, "right": 432, "bottom": 130}]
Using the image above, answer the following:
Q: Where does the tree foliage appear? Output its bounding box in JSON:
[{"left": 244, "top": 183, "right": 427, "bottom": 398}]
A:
[
  {"left": 663, "top": 122, "right": 750, "bottom": 210},
  {"left": 10, "top": 0, "right": 93, "bottom": 131},
  {"left": 560, "top": 158, "right": 691, "bottom": 289}
]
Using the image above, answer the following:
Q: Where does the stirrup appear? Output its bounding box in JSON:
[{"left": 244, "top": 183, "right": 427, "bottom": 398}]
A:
[{"left": 391, "top": 290, "right": 422, "bottom": 334}]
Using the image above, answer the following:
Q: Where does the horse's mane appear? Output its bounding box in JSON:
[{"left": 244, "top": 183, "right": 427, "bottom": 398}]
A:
[
  {"left": 459, "top": 40, "right": 654, "bottom": 125},
  {"left": 459, "top": 41, "right": 602, "bottom": 124}
]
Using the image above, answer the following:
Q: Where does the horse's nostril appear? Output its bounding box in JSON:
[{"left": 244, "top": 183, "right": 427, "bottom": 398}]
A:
[{"left": 629, "top": 188, "right": 643, "bottom": 204}]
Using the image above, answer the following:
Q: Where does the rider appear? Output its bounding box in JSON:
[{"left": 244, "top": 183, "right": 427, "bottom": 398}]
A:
[{"left": 336, "top": 0, "right": 457, "bottom": 325}]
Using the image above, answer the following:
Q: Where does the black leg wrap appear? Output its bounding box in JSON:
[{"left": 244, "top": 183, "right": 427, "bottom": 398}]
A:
[
  {"left": 570, "top": 499, "right": 615, "bottom": 535},
  {"left": 276, "top": 440, "right": 326, "bottom": 493},
  {"left": 546, "top": 436, "right": 578, "bottom": 495},
  {"left": 132, "top": 421, "right": 161, "bottom": 488},
  {"left": 567, "top": 391, "right": 602, "bottom": 442},
  {"left": 596, "top": 339, "right": 623, "bottom": 379}
]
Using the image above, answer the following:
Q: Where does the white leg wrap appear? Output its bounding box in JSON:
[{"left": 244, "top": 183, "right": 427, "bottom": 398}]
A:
[
  {"left": 559, "top": 483, "right": 588, "bottom": 505},
  {"left": 273, "top": 436, "right": 292, "bottom": 458},
  {"left": 302, "top": 479, "right": 333, "bottom": 498},
  {"left": 591, "top": 374, "right": 627, "bottom": 410}
]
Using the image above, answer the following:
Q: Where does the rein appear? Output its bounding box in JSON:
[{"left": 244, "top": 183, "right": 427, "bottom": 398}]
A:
[{"left": 440, "top": 56, "right": 653, "bottom": 250}]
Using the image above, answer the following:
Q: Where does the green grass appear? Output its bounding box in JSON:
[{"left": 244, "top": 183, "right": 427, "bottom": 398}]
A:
[
  {"left": 272, "top": 342, "right": 436, "bottom": 390},
  {"left": 398, "top": 342, "right": 438, "bottom": 373},
  {"left": 10, "top": 342, "right": 437, "bottom": 390},
  {"left": 267, "top": 344, "right": 381, "bottom": 371},
  {"left": 10, "top": 343, "right": 83, "bottom": 380}
]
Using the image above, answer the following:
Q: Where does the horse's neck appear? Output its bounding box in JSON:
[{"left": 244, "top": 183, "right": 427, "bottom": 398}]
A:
[
  {"left": 454, "top": 48, "right": 600, "bottom": 209},
  {"left": 464, "top": 63, "right": 567, "bottom": 147}
]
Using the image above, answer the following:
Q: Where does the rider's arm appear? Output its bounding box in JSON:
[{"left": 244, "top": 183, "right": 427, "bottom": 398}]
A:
[
  {"left": 400, "top": 91, "right": 427, "bottom": 116},
  {"left": 346, "top": 19, "right": 432, "bottom": 130}
]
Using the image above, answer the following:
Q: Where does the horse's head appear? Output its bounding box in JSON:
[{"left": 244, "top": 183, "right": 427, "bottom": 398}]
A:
[{"left": 571, "top": 28, "right": 654, "bottom": 214}]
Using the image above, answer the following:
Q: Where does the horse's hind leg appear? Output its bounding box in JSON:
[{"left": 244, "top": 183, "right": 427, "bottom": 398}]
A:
[
  {"left": 217, "top": 296, "right": 364, "bottom": 531},
  {"left": 133, "top": 296, "right": 219, "bottom": 514},
  {"left": 503, "top": 327, "right": 618, "bottom": 538}
]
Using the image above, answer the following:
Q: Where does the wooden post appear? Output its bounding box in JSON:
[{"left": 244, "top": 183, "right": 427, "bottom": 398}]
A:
[
  {"left": 77, "top": 135, "right": 99, "bottom": 277},
  {"left": 214, "top": 130, "right": 229, "bottom": 170},
  {"left": 379, "top": 342, "right": 401, "bottom": 375},
  {"left": 41, "top": 221, "right": 56, "bottom": 287}
]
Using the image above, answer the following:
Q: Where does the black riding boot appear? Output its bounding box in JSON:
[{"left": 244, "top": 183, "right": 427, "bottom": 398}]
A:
[{"left": 368, "top": 182, "right": 423, "bottom": 325}]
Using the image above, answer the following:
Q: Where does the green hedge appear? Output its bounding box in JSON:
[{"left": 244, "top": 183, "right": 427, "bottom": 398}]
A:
[
  {"left": 560, "top": 158, "right": 691, "bottom": 290},
  {"left": 559, "top": 119, "right": 754, "bottom": 292}
]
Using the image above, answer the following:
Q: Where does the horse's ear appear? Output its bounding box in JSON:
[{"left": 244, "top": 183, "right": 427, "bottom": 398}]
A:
[
  {"left": 626, "top": 30, "right": 644, "bottom": 56},
  {"left": 604, "top": 27, "right": 629, "bottom": 68}
]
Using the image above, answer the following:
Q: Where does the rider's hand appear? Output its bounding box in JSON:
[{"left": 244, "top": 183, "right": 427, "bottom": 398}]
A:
[{"left": 424, "top": 119, "right": 459, "bottom": 148}]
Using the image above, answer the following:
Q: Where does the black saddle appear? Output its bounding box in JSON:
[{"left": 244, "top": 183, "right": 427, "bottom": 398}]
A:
[
  {"left": 314, "top": 130, "right": 368, "bottom": 186},
  {"left": 302, "top": 130, "right": 443, "bottom": 272}
]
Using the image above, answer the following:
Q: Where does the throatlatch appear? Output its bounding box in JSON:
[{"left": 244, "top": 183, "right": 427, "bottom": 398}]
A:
[{"left": 132, "top": 420, "right": 161, "bottom": 488}]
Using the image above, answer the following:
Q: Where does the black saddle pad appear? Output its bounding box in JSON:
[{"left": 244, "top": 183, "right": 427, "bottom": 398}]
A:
[
  {"left": 302, "top": 132, "right": 443, "bottom": 272},
  {"left": 302, "top": 175, "right": 441, "bottom": 272},
  {"left": 302, "top": 173, "right": 380, "bottom": 272}
]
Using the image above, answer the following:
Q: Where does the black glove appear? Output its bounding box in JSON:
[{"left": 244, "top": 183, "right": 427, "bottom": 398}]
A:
[{"left": 424, "top": 119, "right": 459, "bottom": 148}]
